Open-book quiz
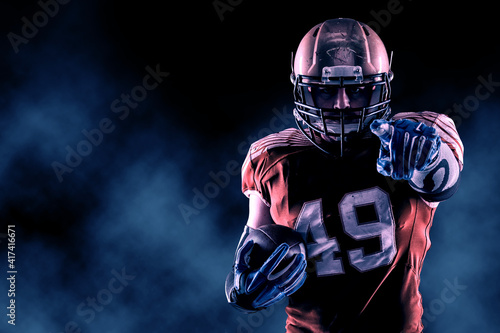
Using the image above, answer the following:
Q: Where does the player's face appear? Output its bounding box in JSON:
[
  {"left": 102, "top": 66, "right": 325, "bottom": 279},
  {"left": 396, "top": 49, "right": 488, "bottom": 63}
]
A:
[
  {"left": 308, "top": 85, "right": 378, "bottom": 142},
  {"left": 310, "top": 85, "right": 374, "bottom": 110}
]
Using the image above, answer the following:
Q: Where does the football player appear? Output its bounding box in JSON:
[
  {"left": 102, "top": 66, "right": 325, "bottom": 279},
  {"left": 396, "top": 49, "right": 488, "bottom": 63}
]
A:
[{"left": 225, "top": 18, "right": 464, "bottom": 333}]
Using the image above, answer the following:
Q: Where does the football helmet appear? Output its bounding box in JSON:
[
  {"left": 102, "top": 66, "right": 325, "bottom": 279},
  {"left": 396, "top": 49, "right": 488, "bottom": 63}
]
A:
[{"left": 291, "top": 18, "right": 393, "bottom": 155}]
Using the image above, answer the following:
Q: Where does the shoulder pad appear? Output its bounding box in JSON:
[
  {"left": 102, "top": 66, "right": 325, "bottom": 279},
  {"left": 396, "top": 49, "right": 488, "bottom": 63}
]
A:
[{"left": 248, "top": 128, "right": 312, "bottom": 160}]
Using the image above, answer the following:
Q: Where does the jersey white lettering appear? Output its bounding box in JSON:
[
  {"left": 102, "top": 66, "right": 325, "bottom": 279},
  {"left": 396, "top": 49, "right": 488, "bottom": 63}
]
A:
[
  {"left": 295, "top": 187, "right": 396, "bottom": 276},
  {"left": 339, "top": 187, "right": 397, "bottom": 272},
  {"left": 295, "top": 199, "right": 344, "bottom": 276}
]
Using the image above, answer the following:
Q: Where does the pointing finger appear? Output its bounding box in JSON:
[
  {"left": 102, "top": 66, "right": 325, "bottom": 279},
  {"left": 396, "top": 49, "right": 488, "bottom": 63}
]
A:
[{"left": 370, "top": 119, "right": 392, "bottom": 146}]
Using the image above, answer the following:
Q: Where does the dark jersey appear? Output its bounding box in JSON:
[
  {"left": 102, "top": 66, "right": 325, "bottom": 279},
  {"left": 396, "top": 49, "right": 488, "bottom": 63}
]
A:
[{"left": 241, "top": 112, "right": 463, "bottom": 332}]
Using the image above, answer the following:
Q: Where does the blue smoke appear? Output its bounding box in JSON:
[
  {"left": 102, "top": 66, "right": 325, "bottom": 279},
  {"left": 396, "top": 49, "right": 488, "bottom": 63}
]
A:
[
  {"left": 0, "top": 2, "right": 266, "bottom": 332},
  {"left": 419, "top": 98, "right": 500, "bottom": 333}
]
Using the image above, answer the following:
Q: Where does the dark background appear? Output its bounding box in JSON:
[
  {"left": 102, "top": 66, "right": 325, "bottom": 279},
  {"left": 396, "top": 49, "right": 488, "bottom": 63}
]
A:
[{"left": 0, "top": 0, "right": 499, "bottom": 332}]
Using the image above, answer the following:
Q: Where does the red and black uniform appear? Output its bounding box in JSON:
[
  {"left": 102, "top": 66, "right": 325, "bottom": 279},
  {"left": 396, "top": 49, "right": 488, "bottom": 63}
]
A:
[{"left": 241, "top": 112, "right": 463, "bottom": 332}]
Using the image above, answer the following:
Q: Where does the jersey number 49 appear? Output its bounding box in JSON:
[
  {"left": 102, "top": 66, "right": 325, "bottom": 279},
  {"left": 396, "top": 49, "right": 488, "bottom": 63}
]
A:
[{"left": 295, "top": 187, "right": 397, "bottom": 276}]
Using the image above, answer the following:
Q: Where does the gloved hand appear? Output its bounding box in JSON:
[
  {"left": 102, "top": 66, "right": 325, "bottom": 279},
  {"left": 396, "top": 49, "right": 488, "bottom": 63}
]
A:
[
  {"left": 370, "top": 119, "right": 441, "bottom": 180},
  {"left": 230, "top": 240, "right": 307, "bottom": 311}
]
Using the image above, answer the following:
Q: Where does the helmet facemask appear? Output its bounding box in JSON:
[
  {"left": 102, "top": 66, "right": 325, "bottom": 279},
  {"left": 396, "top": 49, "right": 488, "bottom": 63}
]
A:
[{"left": 292, "top": 64, "right": 392, "bottom": 155}]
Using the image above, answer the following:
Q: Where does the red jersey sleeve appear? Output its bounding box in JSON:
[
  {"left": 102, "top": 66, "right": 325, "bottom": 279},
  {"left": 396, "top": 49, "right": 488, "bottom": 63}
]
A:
[
  {"left": 241, "top": 128, "right": 314, "bottom": 207},
  {"left": 241, "top": 141, "right": 271, "bottom": 207}
]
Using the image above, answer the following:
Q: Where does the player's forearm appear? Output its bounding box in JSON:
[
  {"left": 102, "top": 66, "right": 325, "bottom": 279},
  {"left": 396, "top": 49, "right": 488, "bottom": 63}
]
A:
[{"left": 409, "top": 143, "right": 461, "bottom": 201}]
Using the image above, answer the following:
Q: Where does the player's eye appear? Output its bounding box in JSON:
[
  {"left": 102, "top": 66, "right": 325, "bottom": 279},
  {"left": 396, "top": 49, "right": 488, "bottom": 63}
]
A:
[
  {"left": 318, "top": 87, "right": 336, "bottom": 96},
  {"left": 347, "top": 86, "right": 363, "bottom": 95}
]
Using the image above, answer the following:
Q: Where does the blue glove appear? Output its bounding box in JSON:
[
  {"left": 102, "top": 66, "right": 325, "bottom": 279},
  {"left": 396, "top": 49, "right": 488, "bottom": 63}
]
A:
[
  {"left": 233, "top": 240, "right": 307, "bottom": 310},
  {"left": 370, "top": 119, "right": 441, "bottom": 180}
]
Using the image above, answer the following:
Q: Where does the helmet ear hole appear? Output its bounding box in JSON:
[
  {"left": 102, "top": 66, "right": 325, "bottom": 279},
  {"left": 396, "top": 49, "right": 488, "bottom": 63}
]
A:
[
  {"left": 290, "top": 52, "right": 296, "bottom": 83},
  {"left": 312, "top": 27, "right": 320, "bottom": 38}
]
